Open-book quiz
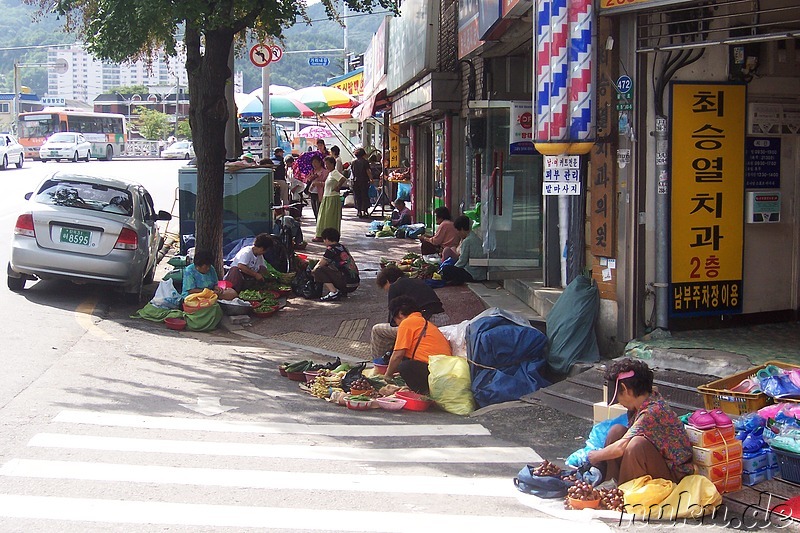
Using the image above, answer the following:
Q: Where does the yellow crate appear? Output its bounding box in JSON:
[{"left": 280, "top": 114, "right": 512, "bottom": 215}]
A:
[{"left": 697, "top": 360, "right": 800, "bottom": 416}]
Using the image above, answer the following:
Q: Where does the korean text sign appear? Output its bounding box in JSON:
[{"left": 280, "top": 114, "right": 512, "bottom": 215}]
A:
[{"left": 670, "top": 83, "right": 745, "bottom": 316}]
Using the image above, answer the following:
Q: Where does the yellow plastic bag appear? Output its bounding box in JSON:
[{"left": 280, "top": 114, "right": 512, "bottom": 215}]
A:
[
  {"left": 184, "top": 288, "right": 218, "bottom": 311},
  {"left": 620, "top": 475, "right": 675, "bottom": 510},
  {"left": 428, "top": 355, "right": 475, "bottom": 415},
  {"left": 656, "top": 475, "right": 722, "bottom": 520}
]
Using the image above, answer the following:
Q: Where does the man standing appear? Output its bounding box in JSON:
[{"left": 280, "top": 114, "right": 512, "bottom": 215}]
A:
[
  {"left": 350, "top": 148, "right": 371, "bottom": 218},
  {"left": 271, "top": 148, "right": 288, "bottom": 204}
]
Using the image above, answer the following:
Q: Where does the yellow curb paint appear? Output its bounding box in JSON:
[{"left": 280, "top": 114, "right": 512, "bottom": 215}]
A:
[{"left": 75, "top": 297, "right": 116, "bottom": 341}]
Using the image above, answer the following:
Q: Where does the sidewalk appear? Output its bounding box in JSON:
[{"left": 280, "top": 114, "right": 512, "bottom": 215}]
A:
[{"left": 228, "top": 207, "right": 488, "bottom": 360}]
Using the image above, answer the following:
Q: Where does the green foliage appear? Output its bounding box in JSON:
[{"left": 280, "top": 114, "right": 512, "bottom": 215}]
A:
[
  {"left": 134, "top": 106, "right": 171, "bottom": 140},
  {"left": 108, "top": 85, "right": 150, "bottom": 94},
  {"left": 176, "top": 120, "right": 192, "bottom": 140}
]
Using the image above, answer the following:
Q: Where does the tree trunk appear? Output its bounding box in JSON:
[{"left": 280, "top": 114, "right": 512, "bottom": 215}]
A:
[{"left": 185, "top": 26, "right": 234, "bottom": 273}]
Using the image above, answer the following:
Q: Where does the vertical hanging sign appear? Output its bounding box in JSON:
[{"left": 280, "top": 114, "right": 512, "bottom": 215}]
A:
[
  {"left": 510, "top": 101, "right": 535, "bottom": 154},
  {"left": 670, "top": 83, "right": 746, "bottom": 316}
]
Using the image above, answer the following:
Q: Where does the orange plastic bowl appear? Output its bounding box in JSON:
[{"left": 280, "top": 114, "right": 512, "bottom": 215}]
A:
[
  {"left": 568, "top": 497, "right": 601, "bottom": 510},
  {"left": 396, "top": 390, "right": 433, "bottom": 411},
  {"left": 164, "top": 318, "right": 186, "bottom": 331}
]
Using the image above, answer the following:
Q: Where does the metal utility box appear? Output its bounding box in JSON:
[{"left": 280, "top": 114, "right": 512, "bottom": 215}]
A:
[{"left": 178, "top": 166, "right": 273, "bottom": 253}]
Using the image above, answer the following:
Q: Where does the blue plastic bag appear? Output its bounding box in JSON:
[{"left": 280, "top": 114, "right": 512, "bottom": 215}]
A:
[{"left": 566, "top": 412, "right": 629, "bottom": 468}]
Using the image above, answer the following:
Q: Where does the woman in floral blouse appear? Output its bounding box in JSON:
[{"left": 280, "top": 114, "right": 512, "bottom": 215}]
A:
[{"left": 587, "top": 359, "right": 693, "bottom": 484}]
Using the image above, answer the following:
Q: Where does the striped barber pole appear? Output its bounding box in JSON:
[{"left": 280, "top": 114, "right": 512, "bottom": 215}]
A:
[
  {"left": 568, "top": 0, "right": 593, "bottom": 141},
  {"left": 535, "top": 0, "right": 569, "bottom": 142}
]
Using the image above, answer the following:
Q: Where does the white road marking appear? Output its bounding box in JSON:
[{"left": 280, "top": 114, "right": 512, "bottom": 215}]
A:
[
  {"left": 54, "top": 409, "right": 493, "bottom": 437},
  {"left": 0, "top": 494, "right": 610, "bottom": 532},
  {"left": 29, "top": 433, "right": 541, "bottom": 463},
  {"left": 0, "top": 458, "right": 511, "bottom": 496}
]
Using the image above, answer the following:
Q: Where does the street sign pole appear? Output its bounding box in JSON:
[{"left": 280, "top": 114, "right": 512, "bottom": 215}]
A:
[{"left": 262, "top": 61, "right": 272, "bottom": 158}]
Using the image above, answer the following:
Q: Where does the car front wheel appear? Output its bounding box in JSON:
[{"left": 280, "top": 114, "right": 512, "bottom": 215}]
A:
[
  {"left": 72, "top": 151, "right": 79, "bottom": 162},
  {"left": 0, "top": 155, "right": 7, "bottom": 170},
  {"left": 15, "top": 154, "right": 23, "bottom": 168}
]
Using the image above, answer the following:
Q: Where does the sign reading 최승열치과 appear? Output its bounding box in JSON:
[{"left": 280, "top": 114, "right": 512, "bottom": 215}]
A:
[{"left": 670, "top": 82, "right": 746, "bottom": 316}]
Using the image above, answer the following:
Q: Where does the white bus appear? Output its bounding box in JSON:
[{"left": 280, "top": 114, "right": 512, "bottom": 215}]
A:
[{"left": 18, "top": 108, "right": 126, "bottom": 161}]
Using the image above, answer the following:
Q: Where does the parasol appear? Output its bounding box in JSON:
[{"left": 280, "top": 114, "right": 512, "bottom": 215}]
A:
[
  {"left": 297, "top": 125, "right": 333, "bottom": 139},
  {"left": 240, "top": 94, "right": 314, "bottom": 118},
  {"left": 249, "top": 85, "right": 296, "bottom": 97},
  {"left": 290, "top": 86, "right": 358, "bottom": 114}
]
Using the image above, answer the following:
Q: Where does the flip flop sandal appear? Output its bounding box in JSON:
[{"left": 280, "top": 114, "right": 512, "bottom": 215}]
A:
[{"left": 688, "top": 409, "right": 717, "bottom": 430}]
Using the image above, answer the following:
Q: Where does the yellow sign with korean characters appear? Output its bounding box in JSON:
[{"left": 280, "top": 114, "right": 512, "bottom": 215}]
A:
[{"left": 670, "top": 83, "right": 746, "bottom": 316}]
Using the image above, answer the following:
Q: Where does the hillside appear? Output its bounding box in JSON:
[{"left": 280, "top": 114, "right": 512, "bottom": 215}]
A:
[{"left": 0, "top": 1, "right": 390, "bottom": 96}]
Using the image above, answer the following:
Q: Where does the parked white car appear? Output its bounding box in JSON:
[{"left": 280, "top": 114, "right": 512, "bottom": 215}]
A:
[
  {"left": 161, "top": 141, "right": 195, "bottom": 160},
  {"left": 0, "top": 133, "right": 24, "bottom": 170},
  {"left": 39, "top": 132, "right": 92, "bottom": 162}
]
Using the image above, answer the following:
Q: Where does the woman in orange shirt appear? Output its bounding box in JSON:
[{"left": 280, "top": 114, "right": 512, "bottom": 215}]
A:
[{"left": 383, "top": 295, "right": 452, "bottom": 394}]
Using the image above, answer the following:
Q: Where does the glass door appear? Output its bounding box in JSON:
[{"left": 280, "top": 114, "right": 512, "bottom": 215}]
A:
[{"left": 474, "top": 105, "right": 543, "bottom": 279}]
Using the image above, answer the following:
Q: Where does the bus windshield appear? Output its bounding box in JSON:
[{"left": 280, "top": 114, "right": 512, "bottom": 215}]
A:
[{"left": 19, "top": 114, "right": 59, "bottom": 138}]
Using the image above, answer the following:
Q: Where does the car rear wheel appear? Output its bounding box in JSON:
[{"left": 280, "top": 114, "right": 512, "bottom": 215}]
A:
[
  {"left": 7, "top": 275, "right": 26, "bottom": 291},
  {"left": 15, "top": 154, "right": 23, "bottom": 168},
  {"left": 72, "top": 151, "right": 79, "bottom": 162},
  {"left": 0, "top": 155, "right": 7, "bottom": 170}
]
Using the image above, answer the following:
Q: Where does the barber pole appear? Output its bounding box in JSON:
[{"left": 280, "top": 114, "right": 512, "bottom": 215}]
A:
[
  {"left": 568, "top": 0, "right": 593, "bottom": 141},
  {"left": 535, "top": 0, "right": 569, "bottom": 142},
  {"left": 535, "top": 0, "right": 594, "bottom": 154}
]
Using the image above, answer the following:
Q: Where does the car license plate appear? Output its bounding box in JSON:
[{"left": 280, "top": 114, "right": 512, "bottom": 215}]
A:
[
  {"left": 60, "top": 227, "right": 91, "bottom": 246},
  {"left": 50, "top": 150, "right": 59, "bottom": 155}
]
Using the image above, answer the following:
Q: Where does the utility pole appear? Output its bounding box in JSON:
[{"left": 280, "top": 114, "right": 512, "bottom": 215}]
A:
[
  {"left": 13, "top": 62, "right": 20, "bottom": 135},
  {"left": 342, "top": 3, "right": 348, "bottom": 74}
]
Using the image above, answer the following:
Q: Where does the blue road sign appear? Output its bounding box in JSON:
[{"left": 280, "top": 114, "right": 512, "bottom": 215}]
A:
[
  {"left": 308, "top": 57, "right": 330, "bottom": 67},
  {"left": 616, "top": 75, "right": 632, "bottom": 94}
]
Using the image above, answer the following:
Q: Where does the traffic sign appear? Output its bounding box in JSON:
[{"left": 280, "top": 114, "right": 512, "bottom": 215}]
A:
[
  {"left": 616, "top": 75, "right": 632, "bottom": 94},
  {"left": 270, "top": 46, "right": 283, "bottom": 62},
  {"left": 53, "top": 58, "right": 69, "bottom": 75},
  {"left": 308, "top": 57, "right": 330, "bottom": 67},
  {"left": 250, "top": 44, "right": 272, "bottom": 68}
]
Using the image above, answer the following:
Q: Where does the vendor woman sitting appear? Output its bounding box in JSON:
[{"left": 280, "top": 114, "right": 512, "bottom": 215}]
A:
[
  {"left": 182, "top": 250, "right": 237, "bottom": 300},
  {"left": 587, "top": 359, "right": 693, "bottom": 485},
  {"left": 382, "top": 295, "right": 452, "bottom": 394}
]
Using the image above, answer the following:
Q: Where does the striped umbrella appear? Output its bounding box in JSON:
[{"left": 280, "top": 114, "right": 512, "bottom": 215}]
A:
[
  {"left": 240, "top": 94, "right": 314, "bottom": 118},
  {"left": 290, "top": 86, "right": 358, "bottom": 114}
]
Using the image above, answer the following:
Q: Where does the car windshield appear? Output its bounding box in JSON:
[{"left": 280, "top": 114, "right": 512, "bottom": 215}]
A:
[
  {"left": 34, "top": 179, "right": 133, "bottom": 216},
  {"left": 170, "top": 142, "right": 190, "bottom": 149},
  {"left": 48, "top": 133, "right": 78, "bottom": 143}
]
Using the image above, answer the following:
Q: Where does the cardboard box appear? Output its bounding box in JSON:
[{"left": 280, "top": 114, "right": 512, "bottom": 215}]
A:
[
  {"left": 695, "top": 459, "right": 742, "bottom": 482},
  {"left": 714, "top": 476, "right": 742, "bottom": 494},
  {"left": 684, "top": 424, "right": 736, "bottom": 448},
  {"left": 693, "top": 440, "right": 743, "bottom": 466},
  {"left": 593, "top": 401, "right": 629, "bottom": 424}
]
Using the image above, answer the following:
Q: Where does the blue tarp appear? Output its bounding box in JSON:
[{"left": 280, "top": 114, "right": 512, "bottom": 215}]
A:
[{"left": 466, "top": 308, "right": 550, "bottom": 408}]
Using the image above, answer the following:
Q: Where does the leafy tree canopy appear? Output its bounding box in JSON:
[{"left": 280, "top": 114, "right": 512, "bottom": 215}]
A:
[
  {"left": 108, "top": 85, "right": 150, "bottom": 95},
  {"left": 134, "top": 107, "right": 171, "bottom": 140}
]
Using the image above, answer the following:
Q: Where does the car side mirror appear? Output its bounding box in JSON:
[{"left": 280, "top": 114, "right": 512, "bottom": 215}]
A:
[
  {"left": 156, "top": 210, "right": 172, "bottom": 221},
  {"left": 24, "top": 192, "right": 32, "bottom": 200}
]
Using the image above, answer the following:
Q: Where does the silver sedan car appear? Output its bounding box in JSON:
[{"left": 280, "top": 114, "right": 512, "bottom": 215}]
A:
[{"left": 7, "top": 172, "right": 172, "bottom": 302}]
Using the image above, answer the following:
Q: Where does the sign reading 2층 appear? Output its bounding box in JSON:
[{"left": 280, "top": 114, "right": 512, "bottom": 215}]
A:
[{"left": 670, "top": 82, "right": 746, "bottom": 316}]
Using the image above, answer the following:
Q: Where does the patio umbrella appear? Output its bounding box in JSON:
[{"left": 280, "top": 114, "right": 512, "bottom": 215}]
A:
[
  {"left": 297, "top": 125, "right": 333, "bottom": 139},
  {"left": 249, "top": 85, "right": 296, "bottom": 97},
  {"left": 290, "top": 86, "right": 358, "bottom": 114},
  {"left": 240, "top": 94, "right": 314, "bottom": 118}
]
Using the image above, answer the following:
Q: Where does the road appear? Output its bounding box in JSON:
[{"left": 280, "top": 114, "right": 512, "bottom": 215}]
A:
[{"left": 0, "top": 159, "right": 614, "bottom": 532}]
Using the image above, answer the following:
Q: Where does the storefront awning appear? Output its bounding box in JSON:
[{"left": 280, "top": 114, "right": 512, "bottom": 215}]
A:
[{"left": 356, "top": 85, "right": 388, "bottom": 122}]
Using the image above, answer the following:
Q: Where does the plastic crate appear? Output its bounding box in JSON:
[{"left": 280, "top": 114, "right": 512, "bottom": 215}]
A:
[
  {"left": 697, "top": 361, "right": 800, "bottom": 416},
  {"left": 772, "top": 447, "right": 800, "bottom": 484}
]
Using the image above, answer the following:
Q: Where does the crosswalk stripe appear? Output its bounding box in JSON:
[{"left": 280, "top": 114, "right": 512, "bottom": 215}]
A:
[
  {"left": 0, "top": 494, "right": 611, "bottom": 532},
  {"left": 0, "top": 458, "right": 511, "bottom": 496},
  {"left": 53, "top": 409, "right": 492, "bottom": 437},
  {"left": 29, "top": 433, "right": 541, "bottom": 463}
]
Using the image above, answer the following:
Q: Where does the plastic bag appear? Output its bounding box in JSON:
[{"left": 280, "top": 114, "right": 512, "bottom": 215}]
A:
[
  {"left": 428, "top": 355, "right": 474, "bottom": 415},
  {"left": 566, "top": 413, "right": 629, "bottom": 467},
  {"left": 151, "top": 279, "right": 182, "bottom": 309},
  {"left": 439, "top": 320, "right": 470, "bottom": 358},
  {"left": 619, "top": 475, "right": 675, "bottom": 509},
  {"left": 656, "top": 475, "right": 722, "bottom": 520}
]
